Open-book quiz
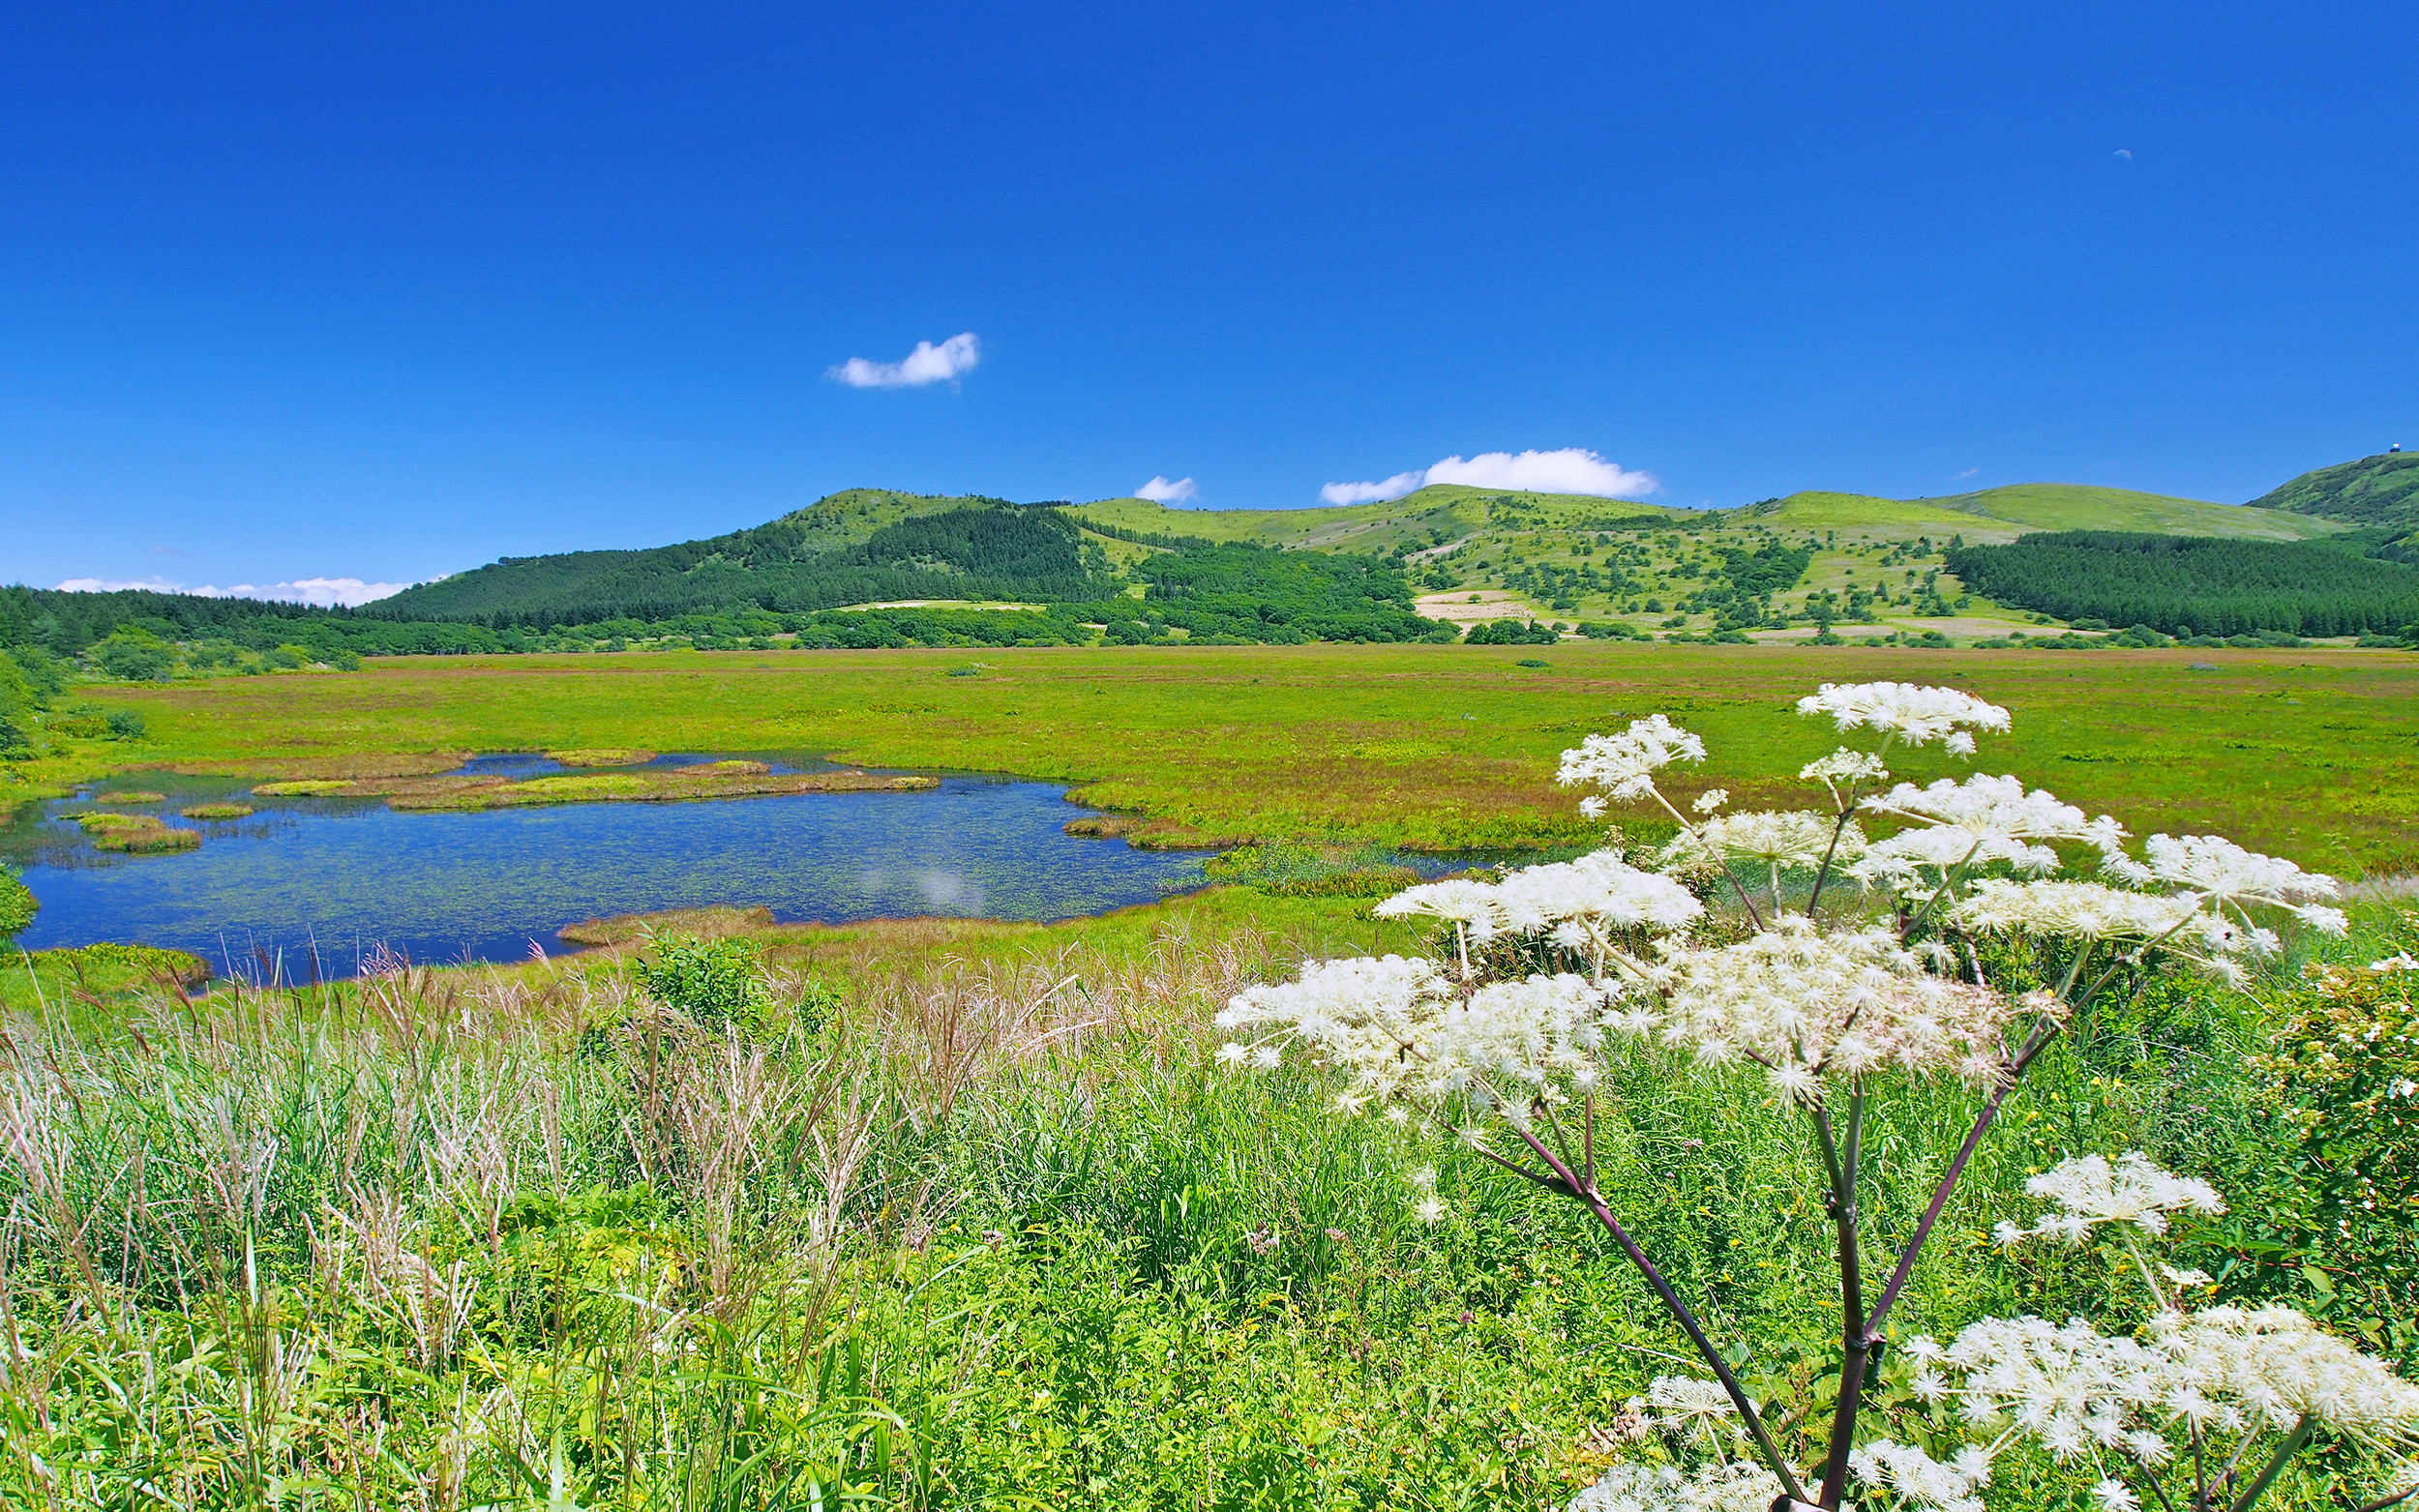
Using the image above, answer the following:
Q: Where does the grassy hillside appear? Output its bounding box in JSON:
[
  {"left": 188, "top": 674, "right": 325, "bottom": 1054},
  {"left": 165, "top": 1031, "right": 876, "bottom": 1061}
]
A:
[
  {"left": 1928, "top": 482, "right": 2343, "bottom": 539},
  {"left": 1061, "top": 484, "right": 1685, "bottom": 554},
  {"left": 2247, "top": 452, "right": 2419, "bottom": 534},
  {"left": 1731, "top": 491, "right": 1991, "bottom": 534},
  {"left": 375, "top": 490, "right": 1090, "bottom": 623}
]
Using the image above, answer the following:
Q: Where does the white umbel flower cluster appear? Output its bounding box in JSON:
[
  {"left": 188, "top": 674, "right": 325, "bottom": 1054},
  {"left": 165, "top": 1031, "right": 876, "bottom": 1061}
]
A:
[
  {"left": 1796, "top": 681, "right": 2012, "bottom": 755},
  {"left": 1854, "top": 774, "right": 2105, "bottom": 885},
  {"left": 1557, "top": 714, "right": 1708, "bottom": 800},
  {"left": 1217, "top": 958, "right": 1618, "bottom": 1115},
  {"left": 2124, "top": 834, "right": 2348, "bottom": 938},
  {"left": 1660, "top": 809, "right": 1865, "bottom": 877},
  {"left": 1846, "top": 1438, "right": 1996, "bottom": 1512},
  {"left": 1377, "top": 857, "right": 1706, "bottom": 944},
  {"left": 1951, "top": 880, "right": 2230, "bottom": 950},
  {"left": 1567, "top": 1460, "right": 1782, "bottom": 1512},
  {"left": 1643, "top": 1375, "right": 1744, "bottom": 1445},
  {"left": 1914, "top": 1305, "right": 2419, "bottom": 1465},
  {"left": 1216, "top": 954, "right": 1449, "bottom": 1082},
  {"left": 1610, "top": 917, "right": 2026, "bottom": 1100},
  {"left": 1992, "top": 1152, "right": 2225, "bottom": 1248}
]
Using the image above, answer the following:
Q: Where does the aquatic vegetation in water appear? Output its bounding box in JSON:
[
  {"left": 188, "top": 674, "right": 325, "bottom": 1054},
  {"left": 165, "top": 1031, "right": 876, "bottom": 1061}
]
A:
[
  {"left": 89, "top": 789, "right": 165, "bottom": 804},
  {"left": 253, "top": 763, "right": 935, "bottom": 812},
  {"left": 74, "top": 812, "right": 201, "bottom": 853},
  {"left": 178, "top": 802, "right": 254, "bottom": 821},
  {"left": 546, "top": 747, "right": 657, "bottom": 766},
  {"left": 557, "top": 904, "right": 777, "bottom": 947}
]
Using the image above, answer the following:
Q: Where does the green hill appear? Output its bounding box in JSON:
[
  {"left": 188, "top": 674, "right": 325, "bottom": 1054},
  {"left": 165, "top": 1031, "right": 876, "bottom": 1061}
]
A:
[
  {"left": 2247, "top": 452, "right": 2419, "bottom": 532},
  {"left": 1732, "top": 484, "right": 2340, "bottom": 542},
  {"left": 1731, "top": 491, "right": 1992, "bottom": 533},
  {"left": 1062, "top": 484, "right": 1685, "bottom": 554},
  {"left": 1931, "top": 483, "right": 2341, "bottom": 540},
  {"left": 377, "top": 490, "right": 1101, "bottom": 623}
]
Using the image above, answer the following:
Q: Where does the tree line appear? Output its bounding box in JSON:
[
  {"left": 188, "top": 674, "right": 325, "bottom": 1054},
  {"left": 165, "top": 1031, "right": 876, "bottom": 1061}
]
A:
[{"left": 1946, "top": 531, "right": 2419, "bottom": 637}]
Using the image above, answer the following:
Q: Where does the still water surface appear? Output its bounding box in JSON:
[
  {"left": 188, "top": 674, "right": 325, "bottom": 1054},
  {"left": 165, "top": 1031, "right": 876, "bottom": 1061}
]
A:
[{"left": 6, "top": 754, "right": 1206, "bottom": 974}]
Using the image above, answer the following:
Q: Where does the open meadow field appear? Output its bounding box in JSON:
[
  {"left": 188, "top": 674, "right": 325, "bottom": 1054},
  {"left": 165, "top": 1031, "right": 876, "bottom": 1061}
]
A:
[
  {"left": 54, "top": 640, "right": 2419, "bottom": 872},
  {"left": 6, "top": 644, "right": 2418, "bottom": 1510}
]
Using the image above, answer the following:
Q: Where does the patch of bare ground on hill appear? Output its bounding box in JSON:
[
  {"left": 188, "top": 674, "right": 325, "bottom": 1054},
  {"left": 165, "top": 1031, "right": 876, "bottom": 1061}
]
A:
[{"left": 69, "top": 641, "right": 2419, "bottom": 873}]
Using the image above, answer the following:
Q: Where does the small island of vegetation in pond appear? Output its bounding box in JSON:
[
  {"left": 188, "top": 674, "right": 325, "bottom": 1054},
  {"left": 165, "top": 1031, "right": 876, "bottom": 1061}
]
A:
[{"left": 258, "top": 761, "right": 939, "bottom": 813}]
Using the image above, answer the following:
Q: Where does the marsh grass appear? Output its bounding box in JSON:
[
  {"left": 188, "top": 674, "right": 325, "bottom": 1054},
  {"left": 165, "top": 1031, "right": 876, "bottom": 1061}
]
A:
[
  {"left": 66, "top": 643, "right": 2419, "bottom": 870},
  {"left": 72, "top": 811, "right": 202, "bottom": 852},
  {"left": 0, "top": 889, "right": 2402, "bottom": 1508}
]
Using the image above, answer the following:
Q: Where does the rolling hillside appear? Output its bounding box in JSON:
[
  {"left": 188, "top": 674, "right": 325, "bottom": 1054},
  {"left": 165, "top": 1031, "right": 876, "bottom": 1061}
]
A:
[
  {"left": 2247, "top": 452, "right": 2419, "bottom": 541},
  {"left": 376, "top": 491, "right": 1100, "bottom": 623},
  {"left": 1061, "top": 484, "right": 1685, "bottom": 554}
]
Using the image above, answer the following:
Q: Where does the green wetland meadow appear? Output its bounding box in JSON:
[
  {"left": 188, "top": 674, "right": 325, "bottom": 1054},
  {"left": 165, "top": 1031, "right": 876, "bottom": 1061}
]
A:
[{"left": 0, "top": 645, "right": 2415, "bottom": 1510}]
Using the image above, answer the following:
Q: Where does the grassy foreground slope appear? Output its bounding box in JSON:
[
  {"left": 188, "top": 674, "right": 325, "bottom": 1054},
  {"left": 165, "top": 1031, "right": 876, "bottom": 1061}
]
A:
[{"left": 70, "top": 641, "right": 2419, "bottom": 871}]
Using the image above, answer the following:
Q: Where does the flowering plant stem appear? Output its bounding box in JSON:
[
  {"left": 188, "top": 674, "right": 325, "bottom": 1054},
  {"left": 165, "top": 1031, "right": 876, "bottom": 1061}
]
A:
[
  {"left": 1491, "top": 1112, "right": 1814, "bottom": 1505},
  {"left": 1815, "top": 1088, "right": 1867, "bottom": 1510}
]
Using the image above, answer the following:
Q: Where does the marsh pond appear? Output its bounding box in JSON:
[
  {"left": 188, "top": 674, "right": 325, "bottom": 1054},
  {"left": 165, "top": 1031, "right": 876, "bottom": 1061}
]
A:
[{"left": 6, "top": 752, "right": 1208, "bottom": 975}]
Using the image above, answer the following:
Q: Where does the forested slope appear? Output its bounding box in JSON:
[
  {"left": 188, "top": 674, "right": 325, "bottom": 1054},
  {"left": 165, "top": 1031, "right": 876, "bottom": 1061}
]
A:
[
  {"left": 1945, "top": 531, "right": 2419, "bottom": 637},
  {"left": 375, "top": 499, "right": 1101, "bottom": 624}
]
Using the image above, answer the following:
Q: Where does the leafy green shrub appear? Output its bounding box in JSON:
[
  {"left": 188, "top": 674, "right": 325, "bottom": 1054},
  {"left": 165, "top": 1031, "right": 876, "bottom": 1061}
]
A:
[
  {"left": 634, "top": 934, "right": 768, "bottom": 1032},
  {"left": 2231, "top": 934, "right": 2419, "bottom": 1352},
  {"left": 90, "top": 635, "right": 173, "bottom": 681},
  {"left": 0, "top": 866, "right": 34, "bottom": 943},
  {"left": 105, "top": 709, "right": 145, "bottom": 740}
]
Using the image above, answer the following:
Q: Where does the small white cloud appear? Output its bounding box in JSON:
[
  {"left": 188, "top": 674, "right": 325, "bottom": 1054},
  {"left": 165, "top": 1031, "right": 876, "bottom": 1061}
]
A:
[
  {"left": 826, "top": 331, "right": 982, "bottom": 389},
  {"left": 1320, "top": 448, "right": 1657, "bottom": 506},
  {"left": 53, "top": 576, "right": 408, "bottom": 608},
  {"left": 1320, "top": 470, "right": 1428, "bottom": 506},
  {"left": 1135, "top": 475, "right": 1199, "bottom": 503},
  {"left": 1955, "top": 466, "right": 1981, "bottom": 480}
]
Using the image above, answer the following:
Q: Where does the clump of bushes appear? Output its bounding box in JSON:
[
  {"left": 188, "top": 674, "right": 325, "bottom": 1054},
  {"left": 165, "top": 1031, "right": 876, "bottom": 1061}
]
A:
[{"left": 1464, "top": 618, "right": 1559, "bottom": 645}]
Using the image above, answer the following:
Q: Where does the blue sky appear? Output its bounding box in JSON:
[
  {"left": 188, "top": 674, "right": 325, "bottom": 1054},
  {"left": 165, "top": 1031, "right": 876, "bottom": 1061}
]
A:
[{"left": 5, "top": 2, "right": 2413, "bottom": 600}]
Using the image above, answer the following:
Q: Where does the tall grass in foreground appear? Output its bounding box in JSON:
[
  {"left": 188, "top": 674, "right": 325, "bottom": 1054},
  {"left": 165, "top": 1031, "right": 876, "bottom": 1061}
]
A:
[{"left": 0, "top": 900, "right": 2410, "bottom": 1509}]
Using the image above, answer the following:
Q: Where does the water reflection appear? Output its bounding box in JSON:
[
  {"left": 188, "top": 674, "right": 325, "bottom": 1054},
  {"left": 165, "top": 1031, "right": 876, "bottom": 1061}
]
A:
[{"left": 6, "top": 754, "right": 1207, "bottom": 974}]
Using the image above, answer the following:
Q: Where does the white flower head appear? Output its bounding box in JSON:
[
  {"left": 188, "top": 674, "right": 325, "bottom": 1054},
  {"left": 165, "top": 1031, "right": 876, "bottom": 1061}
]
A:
[
  {"left": 1568, "top": 1459, "right": 1781, "bottom": 1512},
  {"left": 1491, "top": 851, "right": 1706, "bottom": 937},
  {"left": 1374, "top": 878, "right": 1506, "bottom": 940},
  {"left": 1691, "top": 788, "right": 1730, "bottom": 815},
  {"left": 1854, "top": 774, "right": 2100, "bottom": 889},
  {"left": 2136, "top": 834, "right": 2345, "bottom": 938},
  {"left": 1558, "top": 714, "right": 1707, "bottom": 801},
  {"left": 2001, "top": 1152, "right": 2225, "bottom": 1245},
  {"left": 1796, "top": 681, "right": 2012, "bottom": 749},
  {"left": 1663, "top": 809, "right": 1862, "bottom": 877},
  {"left": 1631, "top": 916, "right": 2026, "bottom": 1099}
]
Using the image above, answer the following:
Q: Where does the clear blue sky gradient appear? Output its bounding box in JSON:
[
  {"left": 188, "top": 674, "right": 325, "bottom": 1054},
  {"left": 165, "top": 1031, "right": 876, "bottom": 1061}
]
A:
[{"left": 5, "top": 2, "right": 2413, "bottom": 592}]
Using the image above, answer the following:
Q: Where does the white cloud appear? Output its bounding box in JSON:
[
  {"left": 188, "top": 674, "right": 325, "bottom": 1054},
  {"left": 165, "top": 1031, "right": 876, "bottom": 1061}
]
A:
[
  {"left": 1955, "top": 466, "right": 1981, "bottom": 480},
  {"left": 1320, "top": 471, "right": 1428, "bottom": 506},
  {"left": 826, "top": 331, "right": 982, "bottom": 389},
  {"left": 53, "top": 576, "right": 409, "bottom": 608},
  {"left": 1134, "top": 475, "right": 1199, "bottom": 503},
  {"left": 1320, "top": 448, "right": 1657, "bottom": 506}
]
